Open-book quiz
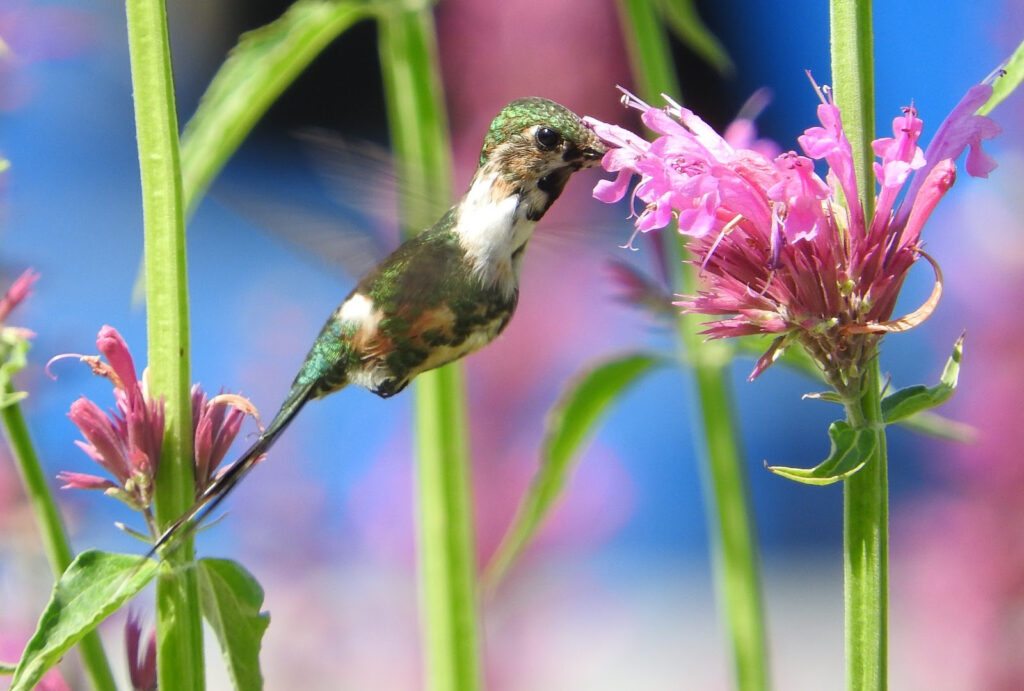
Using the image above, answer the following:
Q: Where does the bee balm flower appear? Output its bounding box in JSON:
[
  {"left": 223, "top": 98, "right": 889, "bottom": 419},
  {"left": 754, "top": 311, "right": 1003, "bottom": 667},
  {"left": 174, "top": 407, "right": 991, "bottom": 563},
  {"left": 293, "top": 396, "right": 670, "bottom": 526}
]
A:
[{"left": 585, "top": 84, "right": 999, "bottom": 389}]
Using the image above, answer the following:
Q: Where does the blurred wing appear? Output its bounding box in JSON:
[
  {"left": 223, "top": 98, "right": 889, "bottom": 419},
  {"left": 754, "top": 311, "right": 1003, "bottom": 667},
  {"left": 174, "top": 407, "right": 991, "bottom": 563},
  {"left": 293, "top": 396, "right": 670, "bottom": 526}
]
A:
[{"left": 212, "top": 183, "right": 386, "bottom": 280}]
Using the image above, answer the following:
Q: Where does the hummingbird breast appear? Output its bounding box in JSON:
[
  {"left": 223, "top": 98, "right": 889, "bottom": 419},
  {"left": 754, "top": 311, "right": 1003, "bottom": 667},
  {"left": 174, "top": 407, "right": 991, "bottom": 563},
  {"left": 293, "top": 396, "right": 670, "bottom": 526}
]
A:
[{"left": 296, "top": 221, "right": 519, "bottom": 400}]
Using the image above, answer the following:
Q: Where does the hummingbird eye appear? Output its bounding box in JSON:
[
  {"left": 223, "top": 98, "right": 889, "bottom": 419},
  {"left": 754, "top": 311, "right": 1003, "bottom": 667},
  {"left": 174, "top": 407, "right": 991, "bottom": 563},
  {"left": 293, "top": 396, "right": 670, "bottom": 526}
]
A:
[{"left": 534, "top": 126, "right": 562, "bottom": 151}]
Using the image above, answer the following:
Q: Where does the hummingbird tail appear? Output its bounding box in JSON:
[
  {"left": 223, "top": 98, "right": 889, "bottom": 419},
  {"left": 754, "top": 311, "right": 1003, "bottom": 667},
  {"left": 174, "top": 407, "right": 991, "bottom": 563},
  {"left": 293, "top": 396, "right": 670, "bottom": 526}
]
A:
[{"left": 147, "top": 381, "right": 318, "bottom": 558}]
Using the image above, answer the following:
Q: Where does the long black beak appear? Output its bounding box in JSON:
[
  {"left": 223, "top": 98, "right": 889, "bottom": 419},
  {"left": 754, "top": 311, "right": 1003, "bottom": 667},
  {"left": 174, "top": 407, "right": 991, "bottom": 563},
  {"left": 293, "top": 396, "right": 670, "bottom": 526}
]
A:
[
  {"left": 580, "top": 131, "right": 607, "bottom": 166},
  {"left": 566, "top": 132, "right": 607, "bottom": 169}
]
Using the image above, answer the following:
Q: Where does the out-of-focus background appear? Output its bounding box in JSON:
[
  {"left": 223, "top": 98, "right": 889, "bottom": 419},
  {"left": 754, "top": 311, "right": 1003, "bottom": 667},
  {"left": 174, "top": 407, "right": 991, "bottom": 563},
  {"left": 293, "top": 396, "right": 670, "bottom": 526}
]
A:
[{"left": 1, "top": 1, "right": 1022, "bottom": 688}]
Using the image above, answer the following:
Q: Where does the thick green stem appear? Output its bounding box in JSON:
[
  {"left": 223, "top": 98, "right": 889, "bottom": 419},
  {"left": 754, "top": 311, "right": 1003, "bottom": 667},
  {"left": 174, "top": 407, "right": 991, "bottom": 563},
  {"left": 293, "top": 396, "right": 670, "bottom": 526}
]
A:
[
  {"left": 830, "top": 0, "right": 876, "bottom": 216},
  {"left": 378, "top": 8, "right": 481, "bottom": 691},
  {"left": 616, "top": 2, "right": 768, "bottom": 689},
  {"left": 411, "top": 366, "right": 480, "bottom": 691},
  {"left": 830, "top": 2, "right": 886, "bottom": 688},
  {"left": 1, "top": 388, "right": 117, "bottom": 691},
  {"left": 842, "top": 361, "right": 888, "bottom": 690},
  {"left": 125, "top": 0, "right": 202, "bottom": 688}
]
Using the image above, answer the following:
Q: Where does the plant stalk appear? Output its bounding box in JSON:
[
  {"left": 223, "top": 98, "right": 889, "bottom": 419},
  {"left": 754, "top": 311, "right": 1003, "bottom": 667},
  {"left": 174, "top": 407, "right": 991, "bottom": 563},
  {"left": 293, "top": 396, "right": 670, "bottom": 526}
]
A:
[
  {"left": 1, "top": 388, "right": 117, "bottom": 691},
  {"left": 616, "top": 1, "right": 769, "bottom": 688},
  {"left": 378, "top": 7, "right": 481, "bottom": 691},
  {"left": 841, "top": 360, "right": 888, "bottom": 690},
  {"left": 830, "top": 1, "right": 887, "bottom": 688},
  {"left": 125, "top": 0, "right": 203, "bottom": 687}
]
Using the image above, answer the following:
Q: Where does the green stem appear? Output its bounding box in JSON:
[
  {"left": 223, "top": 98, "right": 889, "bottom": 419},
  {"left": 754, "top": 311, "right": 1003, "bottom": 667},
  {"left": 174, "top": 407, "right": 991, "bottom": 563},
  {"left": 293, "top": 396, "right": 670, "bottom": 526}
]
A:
[
  {"left": 830, "top": 2, "right": 887, "bottom": 688},
  {"left": 829, "top": 0, "right": 876, "bottom": 216},
  {"left": 841, "top": 361, "right": 888, "bottom": 690},
  {"left": 1, "top": 389, "right": 117, "bottom": 691},
  {"left": 125, "top": 0, "right": 203, "bottom": 688},
  {"left": 616, "top": 2, "right": 768, "bottom": 689},
  {"left": 675, "top": 235, "right": 768, "bottom": 691},
  {"left": 411, "top": 366, "right": 479, "bottom": 691},
  {"left": 378, "top": 8, "right": 480, "bottom": 691}
]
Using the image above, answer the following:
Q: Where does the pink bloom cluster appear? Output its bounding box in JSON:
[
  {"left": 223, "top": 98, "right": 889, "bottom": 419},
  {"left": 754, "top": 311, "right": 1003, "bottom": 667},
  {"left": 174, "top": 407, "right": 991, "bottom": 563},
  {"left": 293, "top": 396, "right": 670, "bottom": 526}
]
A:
[
  {"left": 585, "top": 85, "right": 1000, "bottom": 383},
  {"left": 56, "top": 327, "right": 165, "bottom": 512},
  {"left": 55, "top": 326, "right": 257, "bottom": 535},
  {"left": 192, "top": 384, "right": 255, "bottom": 492}
]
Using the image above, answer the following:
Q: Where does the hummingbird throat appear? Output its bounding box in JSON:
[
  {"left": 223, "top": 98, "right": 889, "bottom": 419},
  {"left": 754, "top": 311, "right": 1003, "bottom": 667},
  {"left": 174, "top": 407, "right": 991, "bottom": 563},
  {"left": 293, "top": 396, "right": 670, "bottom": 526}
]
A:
[{"left": 452, "top": 158, "right": 563, "bottom": 299}]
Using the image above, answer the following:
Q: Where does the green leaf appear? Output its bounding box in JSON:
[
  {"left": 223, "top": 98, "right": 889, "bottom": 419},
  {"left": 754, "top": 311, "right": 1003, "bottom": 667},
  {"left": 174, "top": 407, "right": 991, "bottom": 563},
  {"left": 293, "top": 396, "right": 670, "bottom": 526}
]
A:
[
  {"left": 882, "top": 333, "right": 963, "bottom": 424},
  {"left": 179, "top": 0, "right": 372, "bottom": 214},
  {"left": 10, "top": 551, "right": 158, "bottom": 691},
  {"left": 767, "top": 420, "right": 877, "bottom": 486},
  {"left": 977, "top": 38, "right": 1024, "bottom": 116},
  {"left": 483, "top": 352, "right": 664, "bottom": 590},
  {"left": 0, "top": 661, "right": 15, "bottom": 675},
  {"left": 657, "top": 0, "right": 733, "bottom": 75},
  {"left": 0, "top": 333, "right": 29, "bottom": 407},
  {"left": 803, "top": 391, "right": 844, "bottom": 404},
  {"left": 198, "top": 558, "right": 270, "bottom": 691},
  {"left": 895, "top": 409, "right": 975, "bottom": 443}
]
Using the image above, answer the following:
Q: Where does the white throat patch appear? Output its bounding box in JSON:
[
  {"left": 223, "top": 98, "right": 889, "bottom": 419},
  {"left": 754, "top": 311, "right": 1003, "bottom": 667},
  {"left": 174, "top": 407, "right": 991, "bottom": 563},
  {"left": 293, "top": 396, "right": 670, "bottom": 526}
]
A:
[{"left": 453, "top": 169, "right": 536, "bottom": 298}]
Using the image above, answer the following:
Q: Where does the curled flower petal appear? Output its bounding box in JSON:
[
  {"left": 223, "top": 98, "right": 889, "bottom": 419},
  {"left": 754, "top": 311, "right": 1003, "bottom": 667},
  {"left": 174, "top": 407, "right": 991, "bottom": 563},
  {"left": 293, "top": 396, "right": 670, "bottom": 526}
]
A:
[{"left": 845, "top": 251, "right": 944, "bottom": 334}]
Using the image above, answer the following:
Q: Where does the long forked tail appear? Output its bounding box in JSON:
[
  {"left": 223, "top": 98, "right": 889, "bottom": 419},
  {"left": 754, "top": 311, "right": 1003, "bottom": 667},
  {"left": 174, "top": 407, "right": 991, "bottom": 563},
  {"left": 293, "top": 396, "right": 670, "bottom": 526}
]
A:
[{"left": 148, "top": 382, "right": 316, "bottom": 558}]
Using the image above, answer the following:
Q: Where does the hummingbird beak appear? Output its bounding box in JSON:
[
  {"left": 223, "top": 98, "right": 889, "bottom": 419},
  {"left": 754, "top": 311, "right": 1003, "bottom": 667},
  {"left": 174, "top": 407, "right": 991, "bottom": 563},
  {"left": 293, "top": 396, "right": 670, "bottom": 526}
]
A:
[{"left": 567, "top": 134, "right": 607, "bottom": 169}]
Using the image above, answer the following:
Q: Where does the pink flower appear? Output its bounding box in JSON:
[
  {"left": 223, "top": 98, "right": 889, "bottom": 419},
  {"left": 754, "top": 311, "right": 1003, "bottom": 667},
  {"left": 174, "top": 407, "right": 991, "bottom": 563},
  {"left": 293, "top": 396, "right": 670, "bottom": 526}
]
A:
[
  {"left": 585, "top": 83, "right": 1000, "bottom": 386},
  {"left": 125, "top": 611, "right": 156, "bottom": 691},
  {"left": 0, "top": 2, "right": 95, "bottom": 112},
  {"left": 0, "top": 268, "right": 38, "bottom": 345},
  {"left": 0, "top": 268, "right": 37, "bottom": 324},
  {"left": 56, "top": 326, "right": 164, "bottom": 514},
  {"left": 192, "top": 385, "right": 260, "bottom": 494},
  {"left": 53, "top": 326, "right": 258, "bottom": 535}
]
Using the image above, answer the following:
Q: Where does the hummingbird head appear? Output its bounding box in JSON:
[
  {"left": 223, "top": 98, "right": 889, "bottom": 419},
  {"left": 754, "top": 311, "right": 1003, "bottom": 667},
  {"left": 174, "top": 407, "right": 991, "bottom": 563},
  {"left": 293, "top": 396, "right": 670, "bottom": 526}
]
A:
[
  {"left": 455, "top": 98, "right": 606, "bottom": 297},
  {"left": 476, "top": 97, "right": 607, "bottom": 220}
]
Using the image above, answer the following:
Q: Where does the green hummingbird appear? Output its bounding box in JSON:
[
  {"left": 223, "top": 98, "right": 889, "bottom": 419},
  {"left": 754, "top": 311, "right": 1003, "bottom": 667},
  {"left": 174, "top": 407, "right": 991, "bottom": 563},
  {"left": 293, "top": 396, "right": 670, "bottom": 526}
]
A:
[{"left": 152, "top": 97, "right": 606, "bottom": 552}]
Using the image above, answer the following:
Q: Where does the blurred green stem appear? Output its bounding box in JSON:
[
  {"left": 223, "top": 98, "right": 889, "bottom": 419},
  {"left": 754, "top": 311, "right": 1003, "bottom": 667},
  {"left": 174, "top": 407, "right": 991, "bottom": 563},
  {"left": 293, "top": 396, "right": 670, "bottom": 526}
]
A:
[
  {"left": 378, "top": 7, "right": 481, "bottom": 691},
  {"left": 616, "top": 1, "right": 769, "bottom": 689},
  {"left": 125, "top": 0, "right": 203, "bottom": 688},
  {"left": 830, "top": 2, "right": 887, "bottom": 688},
  {"left": 1, "top": 387, "right": 117, "bottom": 691}
]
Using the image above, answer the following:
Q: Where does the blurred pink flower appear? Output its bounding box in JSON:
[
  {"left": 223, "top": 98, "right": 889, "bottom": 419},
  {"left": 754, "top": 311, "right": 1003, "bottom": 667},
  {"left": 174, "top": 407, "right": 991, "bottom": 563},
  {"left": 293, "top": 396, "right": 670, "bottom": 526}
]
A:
[
  {"left": 896, "top": 124, "right": 1024, "bottom": 689},
  {"left": 125, "top": 611, "right": 157, "bottom": 691},
  {"left": 0, "top": 0, "right": 95, "bottom": 111},
  {"left": 586, "top": 84, "right": 1000, "bottom": 383},
  {"left": 0, "top": 267, "right": 37, "bottom": 344},
  {"left": 0, "top": 267, "right": 36, "bottom": 321},
  {"left": 0, "top": 634, "right": 70, "bottom": 690}
]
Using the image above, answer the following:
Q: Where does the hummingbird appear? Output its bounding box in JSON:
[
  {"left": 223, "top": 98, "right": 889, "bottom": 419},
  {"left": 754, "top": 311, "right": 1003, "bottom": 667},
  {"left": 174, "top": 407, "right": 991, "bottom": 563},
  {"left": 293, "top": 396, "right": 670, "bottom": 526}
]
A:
[{"left": 151, "top": 97, "right": 606, "bottom": 553}]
